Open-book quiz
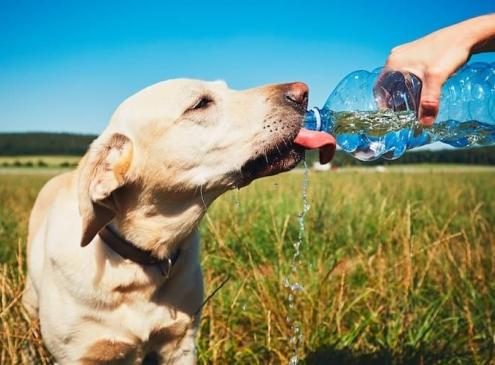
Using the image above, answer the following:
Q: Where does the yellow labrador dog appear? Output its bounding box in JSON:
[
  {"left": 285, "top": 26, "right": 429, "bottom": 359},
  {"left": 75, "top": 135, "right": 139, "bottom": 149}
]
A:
[{"left": 23, "top": 79, "right": 335, "bottom": 364}]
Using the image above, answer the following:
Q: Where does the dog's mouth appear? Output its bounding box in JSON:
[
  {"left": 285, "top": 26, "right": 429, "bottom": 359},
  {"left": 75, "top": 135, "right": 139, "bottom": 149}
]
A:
[
  {"left": 239, "top": 128, "right": 337, "bottom": 184},
  {"left": 240, "top": 141, "right": 304, "bottom": 183}
]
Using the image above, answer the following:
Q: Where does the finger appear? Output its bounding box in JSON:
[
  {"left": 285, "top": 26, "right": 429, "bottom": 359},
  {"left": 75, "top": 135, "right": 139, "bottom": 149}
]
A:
[{"left": 419, "top": 75, "right": 443, "bottom": 126}]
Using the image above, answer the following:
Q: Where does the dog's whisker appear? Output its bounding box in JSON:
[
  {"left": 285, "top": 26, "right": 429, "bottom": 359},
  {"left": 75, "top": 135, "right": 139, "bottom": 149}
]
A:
[
  {"left": 193, "top": 185, "right": 200, "bottom": 196},
  {"left": 199, "top": 185, "right": 208, "bottom": 211}
]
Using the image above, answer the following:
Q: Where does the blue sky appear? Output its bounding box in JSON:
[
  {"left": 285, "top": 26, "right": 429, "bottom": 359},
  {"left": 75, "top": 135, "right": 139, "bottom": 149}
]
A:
[{"left": 0, "top": 0, "right": 493, "bottom": 134}]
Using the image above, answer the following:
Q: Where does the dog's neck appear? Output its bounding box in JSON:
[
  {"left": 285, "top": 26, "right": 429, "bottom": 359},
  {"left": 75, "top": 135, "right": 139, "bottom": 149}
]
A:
[{"left": 110, "top": 185, "right": 221, "bottom": 259}]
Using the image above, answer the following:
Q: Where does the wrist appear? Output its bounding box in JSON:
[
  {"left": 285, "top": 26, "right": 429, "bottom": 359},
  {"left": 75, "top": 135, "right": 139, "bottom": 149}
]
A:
[{"left": 459, "top": 14, "right": 495, "bottom": 53}]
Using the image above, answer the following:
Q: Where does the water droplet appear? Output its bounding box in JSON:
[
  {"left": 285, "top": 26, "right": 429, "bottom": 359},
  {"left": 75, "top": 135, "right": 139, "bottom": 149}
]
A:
[
  {"left": 234, "top": 189, "right": 241, "bottom": 209},
  {"left": 290, "top": 283, "right": 304, "bottom": 292},
  {"left": 283, "top": 277, "right": 290, "bottom": 288},
  {"left": 289, "top": 355, "right": 299, "bottom": 365}
]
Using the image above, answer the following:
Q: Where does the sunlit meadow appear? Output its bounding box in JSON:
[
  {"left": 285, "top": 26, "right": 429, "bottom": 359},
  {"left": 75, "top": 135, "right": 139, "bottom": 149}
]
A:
[{"left": 1, "top": 167, "right": 494, "bottom": 364}]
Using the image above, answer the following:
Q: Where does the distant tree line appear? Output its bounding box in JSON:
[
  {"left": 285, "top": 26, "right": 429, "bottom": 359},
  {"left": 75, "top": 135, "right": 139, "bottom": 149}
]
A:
[
  {"left": 0, "top": 132, "right": 96, "bottom": 156},
  {"left": 0, "top": 160, "right": 78, "bottom": 168},
  {"left": 0, "top": 132, "right": 494, "bottom": 165}
]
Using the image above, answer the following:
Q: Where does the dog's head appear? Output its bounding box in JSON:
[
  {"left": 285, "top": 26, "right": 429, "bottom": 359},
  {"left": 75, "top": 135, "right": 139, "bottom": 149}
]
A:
[{"left": 78, "top": 79, "right": 310, "bottom": 248}]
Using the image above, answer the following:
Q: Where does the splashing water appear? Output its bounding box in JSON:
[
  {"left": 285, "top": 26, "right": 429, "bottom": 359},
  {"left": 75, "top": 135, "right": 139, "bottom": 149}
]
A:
[
  {"left": 284, "top": 160, "right": 310, "bottom": 365},
  {"left": 332, "top": 110, "right": 417, "bottom": 136},
  {"left": 328, "top": 110, "right": 495, "bottom": 161}
]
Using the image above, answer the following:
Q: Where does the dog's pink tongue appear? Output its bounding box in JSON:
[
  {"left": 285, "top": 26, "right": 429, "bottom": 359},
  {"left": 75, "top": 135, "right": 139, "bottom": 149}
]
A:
[{"left": 294, "top": 128, "right": 336, "bottom": 164}]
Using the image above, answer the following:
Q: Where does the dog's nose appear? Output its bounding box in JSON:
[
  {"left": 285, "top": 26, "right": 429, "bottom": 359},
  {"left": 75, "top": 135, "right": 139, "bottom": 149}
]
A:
[{"left": 284, "top": 82, "right": 309, "bottom": 109}]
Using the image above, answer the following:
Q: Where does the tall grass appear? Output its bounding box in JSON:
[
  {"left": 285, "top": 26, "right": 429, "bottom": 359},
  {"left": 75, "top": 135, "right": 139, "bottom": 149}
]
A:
[{"left": 1, "top": 168, "right": 494, "bottom": 364}]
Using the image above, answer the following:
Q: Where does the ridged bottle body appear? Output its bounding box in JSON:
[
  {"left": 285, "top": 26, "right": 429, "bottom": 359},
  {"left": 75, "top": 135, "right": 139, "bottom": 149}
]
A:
[{"left": 304, "top": 62, "right": 495, "bottom": 161}]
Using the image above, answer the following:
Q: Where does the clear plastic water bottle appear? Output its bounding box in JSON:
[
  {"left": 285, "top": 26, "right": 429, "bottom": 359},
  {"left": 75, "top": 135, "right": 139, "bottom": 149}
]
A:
[{"left": 304, "top": 62, "right": 495, "bottom": 161}]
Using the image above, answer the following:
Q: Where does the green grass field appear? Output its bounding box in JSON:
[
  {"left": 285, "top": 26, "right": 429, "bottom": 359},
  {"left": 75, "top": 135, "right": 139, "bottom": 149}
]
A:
[{"left": 1, "top": 167, "right": 494, "bottom": 364}]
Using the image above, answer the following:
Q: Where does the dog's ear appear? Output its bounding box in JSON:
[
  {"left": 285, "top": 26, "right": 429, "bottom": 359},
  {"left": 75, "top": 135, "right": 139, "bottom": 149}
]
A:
[{"left": 78, "top": 133, "right": 133, "bottom": 247}]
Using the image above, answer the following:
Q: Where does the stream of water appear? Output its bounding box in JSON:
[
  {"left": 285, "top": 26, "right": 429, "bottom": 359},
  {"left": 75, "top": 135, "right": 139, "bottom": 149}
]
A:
[{"left": 285, "top": 160, "right": 310, "bottom": 365}]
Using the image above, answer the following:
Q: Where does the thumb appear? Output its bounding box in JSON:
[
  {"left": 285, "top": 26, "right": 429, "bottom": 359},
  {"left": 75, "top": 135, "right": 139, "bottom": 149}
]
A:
[{"left": 419, "top": 75, "right": 443, "bottom": 126}]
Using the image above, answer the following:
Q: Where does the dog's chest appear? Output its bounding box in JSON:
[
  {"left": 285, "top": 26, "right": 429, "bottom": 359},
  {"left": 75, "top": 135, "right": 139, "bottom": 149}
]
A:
[{"left": 78, "top": 299, "right": 192, "bottom": 364}]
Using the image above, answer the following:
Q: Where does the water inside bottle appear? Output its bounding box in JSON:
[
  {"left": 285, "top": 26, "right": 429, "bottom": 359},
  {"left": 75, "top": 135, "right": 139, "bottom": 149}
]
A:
[
  {"left": 331, "top": 110, "right": 495, "bottom": 160},
  {"left": 332, "top": 110, "right": 417, "bottom": 136}
]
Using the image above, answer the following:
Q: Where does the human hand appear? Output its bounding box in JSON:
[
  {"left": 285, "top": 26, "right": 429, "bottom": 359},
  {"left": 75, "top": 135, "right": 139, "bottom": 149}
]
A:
[
  {"left": 382, "top": 14, "right": 495, "bottom": 126},
  {"left": 385, "top": 27, "right": 471, "bottom": 125}
]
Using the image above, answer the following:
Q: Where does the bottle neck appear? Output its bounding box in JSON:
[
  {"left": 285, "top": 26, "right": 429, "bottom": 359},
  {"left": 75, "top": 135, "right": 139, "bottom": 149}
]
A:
[{"left": 303, "top": 107, "right": 335, "bottom": 132}]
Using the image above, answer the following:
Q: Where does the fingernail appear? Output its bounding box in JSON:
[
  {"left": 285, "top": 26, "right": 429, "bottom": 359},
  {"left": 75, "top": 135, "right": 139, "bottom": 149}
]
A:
[{"left": 420, "top": 116, "right": 435, "bottom": 126}]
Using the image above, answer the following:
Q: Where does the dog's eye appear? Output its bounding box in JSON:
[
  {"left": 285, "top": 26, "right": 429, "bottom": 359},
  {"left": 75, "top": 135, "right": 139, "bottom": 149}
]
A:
[{"left": 190, "top": 96, "right": 213, "bottom": 111}]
